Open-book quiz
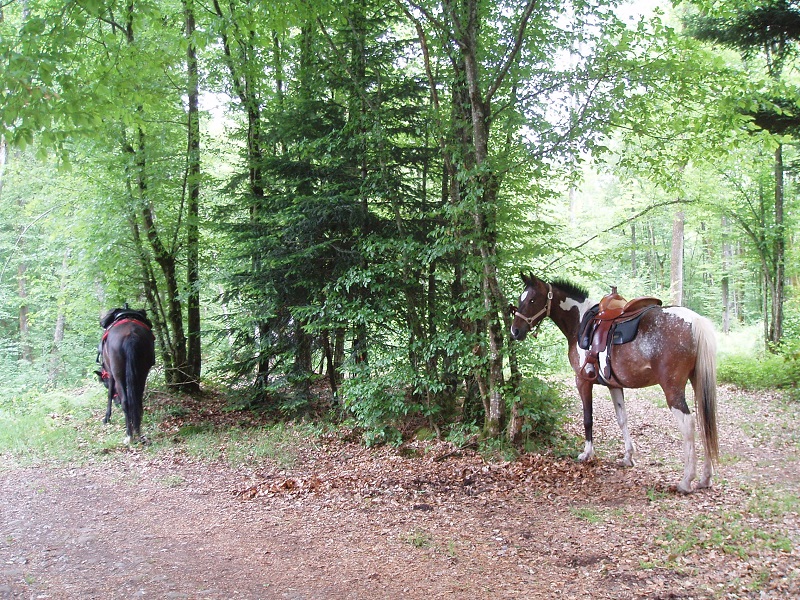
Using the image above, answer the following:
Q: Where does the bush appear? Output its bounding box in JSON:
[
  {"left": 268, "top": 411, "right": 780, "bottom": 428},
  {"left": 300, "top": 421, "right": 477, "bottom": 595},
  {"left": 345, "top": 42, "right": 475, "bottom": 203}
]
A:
[
  {"left": 718, "top": 349, "right": 800, "bottom": 400},
  {"left": 515, "top": 376, "right": 570, "bottom": 449}
]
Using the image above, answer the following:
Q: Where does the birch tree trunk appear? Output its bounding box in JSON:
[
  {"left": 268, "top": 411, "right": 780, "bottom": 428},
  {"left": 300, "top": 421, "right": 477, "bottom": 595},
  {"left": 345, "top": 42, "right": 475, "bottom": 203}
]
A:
[{"left": 670, "top": 211, "right": 684, "bottom": 306}]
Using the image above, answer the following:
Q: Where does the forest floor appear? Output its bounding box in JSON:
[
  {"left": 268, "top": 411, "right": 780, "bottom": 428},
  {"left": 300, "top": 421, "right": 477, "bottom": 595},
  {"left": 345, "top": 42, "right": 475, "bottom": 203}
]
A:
[{"left": 1, "top": 383, "right": 799, "bottom": 599}]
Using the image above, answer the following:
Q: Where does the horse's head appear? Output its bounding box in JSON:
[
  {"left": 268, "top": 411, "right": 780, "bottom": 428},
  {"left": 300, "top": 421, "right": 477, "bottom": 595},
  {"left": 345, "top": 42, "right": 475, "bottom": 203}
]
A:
[
  {"left": 94, "top": 369, "right": 111, "bottom": 389},
  {"left": 510, "top": 272, "right": 552, "bottom": 341}
]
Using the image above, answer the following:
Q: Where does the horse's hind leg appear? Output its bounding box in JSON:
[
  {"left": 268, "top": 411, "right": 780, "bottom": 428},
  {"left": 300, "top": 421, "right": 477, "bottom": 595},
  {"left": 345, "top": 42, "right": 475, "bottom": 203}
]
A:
[
  {"left": 698, "top": 452, "right": 713, "bottom": 488},
  {"left": 691, "top": 376, "right": 714, "bottom": 489},
  {"left": 118, "top": 388, "right": 135, "bottom": 445},
  {"left": 664, "top": 384, "right": 697, "bottom": 493},
  {"left": 610, "top": 388, "right": 635, "bottom": 467},
  {"left": 130, "top": 399, "right": 143, "bottom": 442}
]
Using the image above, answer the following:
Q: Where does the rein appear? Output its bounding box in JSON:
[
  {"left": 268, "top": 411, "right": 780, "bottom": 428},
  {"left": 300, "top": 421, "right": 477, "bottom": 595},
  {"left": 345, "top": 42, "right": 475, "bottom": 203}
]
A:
[{"left": 516, "top": 283, "right": 553, "bottom": 337}]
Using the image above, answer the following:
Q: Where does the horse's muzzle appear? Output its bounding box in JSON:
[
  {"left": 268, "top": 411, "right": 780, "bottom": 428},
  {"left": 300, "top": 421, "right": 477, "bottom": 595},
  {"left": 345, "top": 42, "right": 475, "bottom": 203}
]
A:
[{"left": 510, "top": 326, "right": 527, "bottom": 341}]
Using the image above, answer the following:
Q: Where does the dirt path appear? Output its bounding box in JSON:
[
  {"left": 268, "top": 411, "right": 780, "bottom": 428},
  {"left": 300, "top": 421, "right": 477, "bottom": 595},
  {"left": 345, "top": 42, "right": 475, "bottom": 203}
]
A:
[{"left": 2, "top": 385, "right": 799, "bottom": 599}]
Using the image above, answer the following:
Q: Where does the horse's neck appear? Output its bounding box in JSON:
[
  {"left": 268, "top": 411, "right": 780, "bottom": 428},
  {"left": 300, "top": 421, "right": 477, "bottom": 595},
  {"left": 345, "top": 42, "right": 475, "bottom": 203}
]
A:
[{"left": 550, "top": 291, "right": 593, "bottom": 345}]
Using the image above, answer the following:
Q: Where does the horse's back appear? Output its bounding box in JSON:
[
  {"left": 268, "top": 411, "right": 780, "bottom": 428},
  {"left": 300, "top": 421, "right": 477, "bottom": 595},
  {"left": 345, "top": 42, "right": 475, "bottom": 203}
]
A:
[
  {"left": 104, "top": 321, "right": 155, "bottom": 371},
  {"left": 608, "top": 306, "right": 701, "bottom": 388}
]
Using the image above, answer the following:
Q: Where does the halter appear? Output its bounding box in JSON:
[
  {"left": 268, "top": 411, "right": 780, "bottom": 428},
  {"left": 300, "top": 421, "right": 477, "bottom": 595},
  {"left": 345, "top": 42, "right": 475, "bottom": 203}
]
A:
[{"left": 515, "top": 283, "right": 553, "bottom": 337}]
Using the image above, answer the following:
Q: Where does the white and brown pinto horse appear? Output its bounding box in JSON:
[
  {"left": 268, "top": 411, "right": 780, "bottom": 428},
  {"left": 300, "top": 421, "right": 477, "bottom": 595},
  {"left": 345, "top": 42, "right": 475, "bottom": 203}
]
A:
[{"left": 510, "top": 274, "right": 719, "bottom": 493}]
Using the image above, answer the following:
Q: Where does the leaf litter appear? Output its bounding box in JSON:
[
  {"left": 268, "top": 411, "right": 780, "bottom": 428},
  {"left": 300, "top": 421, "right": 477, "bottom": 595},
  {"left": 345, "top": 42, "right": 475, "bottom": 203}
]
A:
[{"left": 1, "top": 384, "right": 798, "bottom": 598}]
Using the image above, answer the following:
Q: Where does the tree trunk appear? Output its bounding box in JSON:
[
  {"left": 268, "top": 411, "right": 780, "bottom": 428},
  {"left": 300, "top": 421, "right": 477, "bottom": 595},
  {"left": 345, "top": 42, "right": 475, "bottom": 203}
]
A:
[
  {"left": 721, "top": 216, "right": 731, "bottom": 334},
  {"left": 456, "top": 0, "right": 506, "bottom": 436},
  {"left": 670, "top": 211, "right": 684, "bottom": 306},
  {"left": 120, "top": 4, "right": 192, "bottom": 391},
  {"left": 0, "top": 137, "right": 7, "bottom": 198},
  {"left": 213, "top": 0, "right": 270, "bottom": 381},
  {"left": 16, "top": 170, "right": 32, "bottom": 362},
  {"left": 769, "top": 144, "right": 784, "bottom": 346},
  {"left": 18, "top": 261, "right": 32, "bottom": 362},
  {"left": 184, "top": 0, "right": 202, "bottom": 390},
  {"left": 48, "top": 248, "right": 71, "bottom": 385}
]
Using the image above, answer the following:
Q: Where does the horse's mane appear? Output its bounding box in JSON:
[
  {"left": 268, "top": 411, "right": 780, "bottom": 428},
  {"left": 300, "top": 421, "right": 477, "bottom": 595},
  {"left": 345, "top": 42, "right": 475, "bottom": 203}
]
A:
[{"left": 550, "top": 278, "right": 589, "bottom": 301}]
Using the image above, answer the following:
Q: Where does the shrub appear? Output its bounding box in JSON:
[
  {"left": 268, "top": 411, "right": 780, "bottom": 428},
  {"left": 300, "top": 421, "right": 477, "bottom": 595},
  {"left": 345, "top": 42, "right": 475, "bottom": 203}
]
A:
[
  {"left": 718, "top": 350, "right": 800, "bottom": 400},
  {"left": 515, "top": 376, "right": 570, "bottom": 449}
]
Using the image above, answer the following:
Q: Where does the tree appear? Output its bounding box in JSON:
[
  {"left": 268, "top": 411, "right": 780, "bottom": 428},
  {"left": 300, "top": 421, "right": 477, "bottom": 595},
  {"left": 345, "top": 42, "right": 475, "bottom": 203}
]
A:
[
  {"left": 685, "top": 0, "right": 800, "bottom": 347},
  {"left": 0, "top": 0, "right": 206, "bottom": 390},
  {"left": 670, "top": 211, "right": 685, "bottom": 305}
]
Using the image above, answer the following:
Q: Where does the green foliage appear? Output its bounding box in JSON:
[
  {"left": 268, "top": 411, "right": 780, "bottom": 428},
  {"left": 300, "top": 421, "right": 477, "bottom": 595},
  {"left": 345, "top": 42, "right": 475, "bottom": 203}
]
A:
[
  {"left": 3, "top": 0, "right": 800, "bottom": 449},
  {"left": 0, "top": 383, "right": 108, "bottom": 465},
  {"left": 718, "top": 352, "right": 800, "bottom": 399},
  {"left": 515, "top": 376, "right": 570, "bottom": 448},
  {"left": 339, "top": 359, "right": 419, "bottom": 447}
]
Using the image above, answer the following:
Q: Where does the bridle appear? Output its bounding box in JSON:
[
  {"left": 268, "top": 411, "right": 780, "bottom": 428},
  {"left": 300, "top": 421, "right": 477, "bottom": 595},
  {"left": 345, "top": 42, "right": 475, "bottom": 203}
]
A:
[{"left": 512, "top": 283, "right": 553, "bottom": 337}]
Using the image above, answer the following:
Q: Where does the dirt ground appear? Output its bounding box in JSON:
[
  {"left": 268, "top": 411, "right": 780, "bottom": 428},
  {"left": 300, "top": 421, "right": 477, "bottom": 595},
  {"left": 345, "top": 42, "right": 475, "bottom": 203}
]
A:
[{"left": 1, "top": 384, "right": 799, "bottom": 599}]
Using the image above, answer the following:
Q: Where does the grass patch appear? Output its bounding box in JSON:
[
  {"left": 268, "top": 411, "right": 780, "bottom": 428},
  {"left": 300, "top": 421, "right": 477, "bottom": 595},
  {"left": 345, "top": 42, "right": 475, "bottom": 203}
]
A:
[
  {"left": 745, "top": 486, "right": 800, "bottom": 520},
  {"left": 179, "top": 429, "right": 224, "bottom": 462},
  {"left": 223, "top": 423, "right": 306, "bottom": 468},
  {"left": 659, "top": 512, "right": 791, "bottom": 560},
  {"left": 569, "top": 506, "right": 604, "bottom": 523},
  {"left": 404, "top": 529, "right": 433, "bottom": 549},
  {"left": 0, "top": 384, "right": 114, "bottom": 467},
  {"left": 160, "top": 474, "right": 186, "bottom": 488},
  {"left": 0, "top": 382, "right": 323, "bottom": 471},
  {"left": 655, "top": 487, "right": 796, "bottom": 565}
]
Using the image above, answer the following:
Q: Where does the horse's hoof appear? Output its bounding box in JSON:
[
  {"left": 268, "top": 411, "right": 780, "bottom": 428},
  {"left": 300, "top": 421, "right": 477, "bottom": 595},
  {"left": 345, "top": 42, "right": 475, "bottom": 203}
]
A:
[
  {"left": 578, "top": 452, "right": 595, "bottom": 462},
  {"left": 676, "top": 483, "right": 693, "bottom": 494},
  {"left": 621, "top": 457, "right": 635, "bottom": 468},
  {"left": 697, "top": 478, "right": 712, "bottom": 489},
  {"left": 123, "top": 435, "right": 131, "bottom": 445}
]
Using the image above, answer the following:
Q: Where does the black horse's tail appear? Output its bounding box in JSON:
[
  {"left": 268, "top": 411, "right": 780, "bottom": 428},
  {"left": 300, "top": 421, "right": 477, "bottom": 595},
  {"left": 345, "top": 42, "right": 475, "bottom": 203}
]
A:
[
  {"left": 123, "top": 336, "right": 146, "bottom": 437},
  {"left": 693, "top": 316, "right": 719, "bottom": 463}
]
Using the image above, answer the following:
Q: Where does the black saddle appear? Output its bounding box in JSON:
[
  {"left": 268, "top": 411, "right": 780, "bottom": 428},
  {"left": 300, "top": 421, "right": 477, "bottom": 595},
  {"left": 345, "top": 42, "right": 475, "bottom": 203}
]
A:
[
  {"left": 577, "top": 290, "right": 662, "bottom": 385},
  {"left": 100, "top": 306, "right": 152, "bottom": 329}
]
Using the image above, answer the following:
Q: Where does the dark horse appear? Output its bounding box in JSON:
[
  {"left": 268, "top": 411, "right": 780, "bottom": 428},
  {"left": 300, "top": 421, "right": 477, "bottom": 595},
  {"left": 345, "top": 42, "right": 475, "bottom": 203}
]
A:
[
  {"left": 510, "top": 274, "right": 719, "bottom": 493},
  {"left": 96, "top": 308, "right": 155, "bottom": 444}
]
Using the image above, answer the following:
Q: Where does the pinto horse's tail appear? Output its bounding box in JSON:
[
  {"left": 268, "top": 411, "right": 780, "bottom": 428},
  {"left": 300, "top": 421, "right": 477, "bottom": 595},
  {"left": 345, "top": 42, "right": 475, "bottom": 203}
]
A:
[{"left": 693, "top": 316, "right": 719, "bottom": 463}]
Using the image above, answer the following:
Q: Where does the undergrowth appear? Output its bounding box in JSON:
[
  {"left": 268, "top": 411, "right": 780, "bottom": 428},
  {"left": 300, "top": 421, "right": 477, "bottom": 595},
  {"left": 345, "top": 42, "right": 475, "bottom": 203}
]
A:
[{"left": 718, "top": 348, "right": 800, "bottom": 401}]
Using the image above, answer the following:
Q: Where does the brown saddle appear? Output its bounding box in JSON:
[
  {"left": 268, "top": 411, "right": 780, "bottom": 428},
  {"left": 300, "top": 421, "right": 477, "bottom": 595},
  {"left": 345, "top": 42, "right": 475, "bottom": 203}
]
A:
[{"left": 581, "top": 287, "right": 662, "bottom": 385}]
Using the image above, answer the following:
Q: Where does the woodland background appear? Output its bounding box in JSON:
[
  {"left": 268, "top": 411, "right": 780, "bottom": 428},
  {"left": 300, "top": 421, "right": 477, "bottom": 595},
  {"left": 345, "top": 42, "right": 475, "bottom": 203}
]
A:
[{"left": 1, "top": 0, "right": 799, "bottom": 446}]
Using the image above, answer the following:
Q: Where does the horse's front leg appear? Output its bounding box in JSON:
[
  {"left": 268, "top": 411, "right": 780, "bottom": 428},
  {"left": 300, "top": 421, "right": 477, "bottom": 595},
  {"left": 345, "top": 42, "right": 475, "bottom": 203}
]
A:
[
  {"left": 103, "top": 380, "right": 115, "bottom": 424},
  {"left": 609, "top": 387, "right": 636, "bottom": 467},
  {"left": 577, "top": 377, "right": 595, "bottom": 462}
]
